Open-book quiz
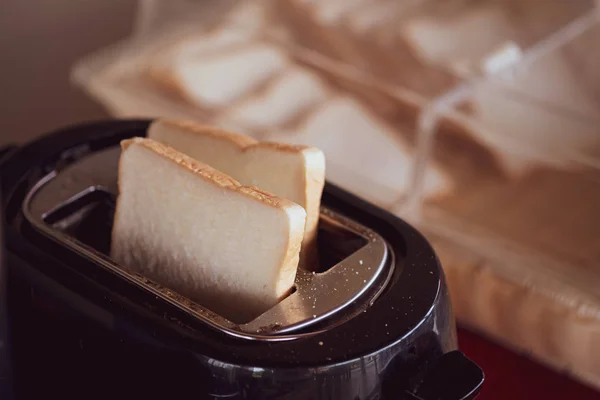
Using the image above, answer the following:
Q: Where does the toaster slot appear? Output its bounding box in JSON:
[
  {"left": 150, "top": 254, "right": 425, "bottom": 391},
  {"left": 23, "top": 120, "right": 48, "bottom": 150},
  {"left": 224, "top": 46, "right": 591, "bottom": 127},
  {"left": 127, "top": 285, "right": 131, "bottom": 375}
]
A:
[
  {"left": 22, "top": 145, "right": 394, "bottom": 340},
  {"left": 41, "top": 186, "right": 369, "bottom": 275},
  {"left": 43, "top": 187, "right": 115, "bottom": 256}
]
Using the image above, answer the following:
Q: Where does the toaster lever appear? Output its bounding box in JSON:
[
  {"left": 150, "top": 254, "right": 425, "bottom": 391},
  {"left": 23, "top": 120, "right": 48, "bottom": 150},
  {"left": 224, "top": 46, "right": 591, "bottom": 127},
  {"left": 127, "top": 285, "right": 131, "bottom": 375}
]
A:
[{"left": 404, "top": 351, "right": 484, "bottom": 400}]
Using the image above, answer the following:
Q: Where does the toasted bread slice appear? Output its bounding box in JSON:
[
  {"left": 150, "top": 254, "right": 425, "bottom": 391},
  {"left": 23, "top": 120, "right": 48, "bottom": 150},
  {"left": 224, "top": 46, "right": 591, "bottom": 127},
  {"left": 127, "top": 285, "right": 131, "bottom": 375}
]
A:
[
  {"left": 111, "top": 137, "right": 306, "bottom": 323},
  {"left": 147, "top": 119, "right": 325, "bottom": 271}
]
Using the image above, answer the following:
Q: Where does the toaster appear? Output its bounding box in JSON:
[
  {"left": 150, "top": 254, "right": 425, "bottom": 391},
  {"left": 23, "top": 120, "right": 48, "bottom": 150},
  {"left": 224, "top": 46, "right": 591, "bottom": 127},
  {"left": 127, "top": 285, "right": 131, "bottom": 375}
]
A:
[{"left": 0, "top": 119, "right": 483, "bottom": 400}]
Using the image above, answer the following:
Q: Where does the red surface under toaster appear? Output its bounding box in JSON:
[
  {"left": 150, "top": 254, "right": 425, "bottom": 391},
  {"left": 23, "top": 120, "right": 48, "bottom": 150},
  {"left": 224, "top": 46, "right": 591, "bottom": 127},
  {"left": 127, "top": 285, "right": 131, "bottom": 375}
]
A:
[{"left": 458, "top": 328, "right": 600, "bottom": 400}]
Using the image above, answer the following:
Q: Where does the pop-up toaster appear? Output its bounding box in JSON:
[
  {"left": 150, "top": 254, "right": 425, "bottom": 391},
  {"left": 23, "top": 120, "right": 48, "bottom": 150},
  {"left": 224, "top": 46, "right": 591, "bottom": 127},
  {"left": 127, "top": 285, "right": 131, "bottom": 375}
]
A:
[{"left": 0, "top": 120, "right": 483, "bottom": 400}]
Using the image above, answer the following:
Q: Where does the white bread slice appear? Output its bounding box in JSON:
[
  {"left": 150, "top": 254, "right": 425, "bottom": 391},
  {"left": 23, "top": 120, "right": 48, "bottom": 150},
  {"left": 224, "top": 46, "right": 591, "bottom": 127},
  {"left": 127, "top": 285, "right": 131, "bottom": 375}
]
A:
[
  {"left": 147, "top": 120, "right": 325, "bottom": 270},
  {"left": 111, "top": 137, "right": 307, "bottom": 323},
  {"left": 224, "top": 67, "right": 330, "bottom": 130},
  {"left": 263, "top": 97, "right": 452, "bottom": 207},
  {"left": 153, "top": 42, "right": 288, "bottom": 109},
  {"left": 460, "top": 74, "right": 600, "bottom": 176},
  {"left": 401, "top": 6, "right": 517, "bottom": 76}
]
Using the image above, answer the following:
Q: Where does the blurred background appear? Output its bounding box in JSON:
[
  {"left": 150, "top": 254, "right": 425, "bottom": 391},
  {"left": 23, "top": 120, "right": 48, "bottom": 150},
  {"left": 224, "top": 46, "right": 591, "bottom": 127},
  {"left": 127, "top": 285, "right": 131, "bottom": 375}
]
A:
[{"left": 0, "top": 1, "right": 136, "bottom": 144}]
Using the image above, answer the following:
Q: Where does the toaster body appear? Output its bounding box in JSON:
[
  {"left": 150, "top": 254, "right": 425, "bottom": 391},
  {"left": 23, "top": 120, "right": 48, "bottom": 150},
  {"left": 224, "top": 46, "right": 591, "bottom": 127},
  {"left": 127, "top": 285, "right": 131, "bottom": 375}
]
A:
[{"left": 1, "top": 120, "right": 483, "bottom": 400}]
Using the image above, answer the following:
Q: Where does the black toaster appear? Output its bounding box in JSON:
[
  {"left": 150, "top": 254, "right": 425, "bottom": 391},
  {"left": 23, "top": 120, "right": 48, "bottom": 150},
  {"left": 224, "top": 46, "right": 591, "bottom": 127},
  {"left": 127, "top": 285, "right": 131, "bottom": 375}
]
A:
[{"left": 0, "top": 120, "right": 483, "bottom": 400}]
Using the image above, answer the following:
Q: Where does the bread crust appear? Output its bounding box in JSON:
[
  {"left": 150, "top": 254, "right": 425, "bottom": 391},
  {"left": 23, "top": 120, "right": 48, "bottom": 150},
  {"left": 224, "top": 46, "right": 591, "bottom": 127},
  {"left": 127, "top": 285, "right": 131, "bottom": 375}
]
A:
[
  {"left": 121, "top": 137, "right": 307, "bottom": 212},
  {"left": 148, "top": 119, "right": 325, "bottom": 270},
  {"left": 153, "top": 119, "right": 315, "bottom": 154}
]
